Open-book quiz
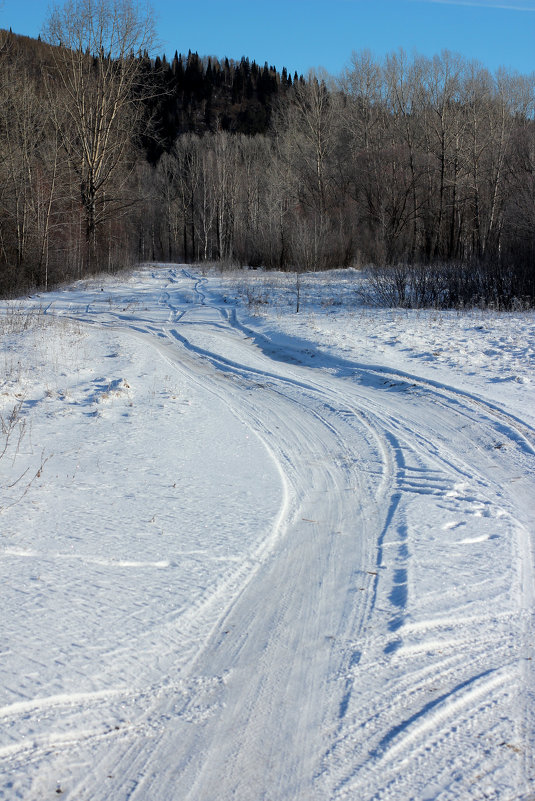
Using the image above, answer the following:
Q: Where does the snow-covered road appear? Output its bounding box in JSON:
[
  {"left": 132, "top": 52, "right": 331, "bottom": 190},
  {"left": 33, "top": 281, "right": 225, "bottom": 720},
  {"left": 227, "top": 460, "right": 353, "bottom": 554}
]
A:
[{"left": 1, "top": 267, "right": 534, "bottom": 800}]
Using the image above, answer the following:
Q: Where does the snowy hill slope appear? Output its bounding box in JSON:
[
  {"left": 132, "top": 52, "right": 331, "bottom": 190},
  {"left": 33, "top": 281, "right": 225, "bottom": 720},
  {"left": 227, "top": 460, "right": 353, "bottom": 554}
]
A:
[{"left": 1, "top": 266, "right": 534, "bottom": 800}]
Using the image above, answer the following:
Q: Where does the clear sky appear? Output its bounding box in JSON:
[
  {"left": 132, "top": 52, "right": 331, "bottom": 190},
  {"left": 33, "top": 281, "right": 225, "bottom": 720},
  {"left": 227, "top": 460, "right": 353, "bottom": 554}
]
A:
[{"left": 1, "top": 0, "right": 534, "bottom": 77}]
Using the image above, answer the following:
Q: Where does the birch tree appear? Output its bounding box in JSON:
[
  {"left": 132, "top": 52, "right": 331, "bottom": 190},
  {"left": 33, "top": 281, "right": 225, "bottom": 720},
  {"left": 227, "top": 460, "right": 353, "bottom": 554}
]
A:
[{"left": 43, "top": 0, "right": 155, "bottom": 260}]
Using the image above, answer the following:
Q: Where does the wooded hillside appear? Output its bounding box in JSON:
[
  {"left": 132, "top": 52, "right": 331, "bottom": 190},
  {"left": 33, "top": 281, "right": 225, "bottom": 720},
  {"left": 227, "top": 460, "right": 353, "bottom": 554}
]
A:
[{"left": 1, "top": 0, "right": 534, "bottom": 307}]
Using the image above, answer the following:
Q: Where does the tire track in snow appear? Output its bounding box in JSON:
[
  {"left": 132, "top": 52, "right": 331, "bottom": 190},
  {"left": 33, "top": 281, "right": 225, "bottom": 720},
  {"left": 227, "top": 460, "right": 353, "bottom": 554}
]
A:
[
  {"left": 49, "top": 274, "right": 388, "bottom": 801},
  {"left": 312, "top": 378, "right": 533, "bottom": 798},
  {"left": 172, "top": 277, "right": 533, "bottom": 798},
  {"left": 145, "top": 277, "right": 531, "bottom": 800},
  {"left": 26, "top": 268, "right": 534, "bottom": 801},
  {"left": 148, "top": 336, "right": 383, "bottom": 801}
]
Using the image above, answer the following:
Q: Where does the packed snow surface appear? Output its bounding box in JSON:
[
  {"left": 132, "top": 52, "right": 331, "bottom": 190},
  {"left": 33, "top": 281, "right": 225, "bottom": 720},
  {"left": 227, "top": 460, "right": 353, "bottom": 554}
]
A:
[{"left": 1, "top": 266, "right": 534, "bottom": 801}]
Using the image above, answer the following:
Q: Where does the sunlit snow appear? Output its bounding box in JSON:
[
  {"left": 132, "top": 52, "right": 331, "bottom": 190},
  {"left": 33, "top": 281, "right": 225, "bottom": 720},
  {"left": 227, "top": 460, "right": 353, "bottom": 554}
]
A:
[{"left": 1, "top": 266, "right": 533, "bottom": 800}]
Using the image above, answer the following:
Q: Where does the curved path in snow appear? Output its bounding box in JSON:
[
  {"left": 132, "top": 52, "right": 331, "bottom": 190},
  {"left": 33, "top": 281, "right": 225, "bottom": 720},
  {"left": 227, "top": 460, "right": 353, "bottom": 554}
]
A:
[{"left": 11, "top": 267, "right": 534, "bottom": 801}]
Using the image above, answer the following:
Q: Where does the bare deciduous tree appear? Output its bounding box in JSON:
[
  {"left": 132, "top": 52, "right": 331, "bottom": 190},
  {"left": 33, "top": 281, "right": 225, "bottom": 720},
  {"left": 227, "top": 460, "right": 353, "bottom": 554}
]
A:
[{"left": 43, "top": 0, "right": 156, "bottom": 256}]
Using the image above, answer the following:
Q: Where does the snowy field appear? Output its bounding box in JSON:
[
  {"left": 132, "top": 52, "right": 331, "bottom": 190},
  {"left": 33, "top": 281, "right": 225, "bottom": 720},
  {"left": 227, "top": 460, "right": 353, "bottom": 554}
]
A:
[{"left": 1, "top": 265, "right": 534, "bottom": 801}]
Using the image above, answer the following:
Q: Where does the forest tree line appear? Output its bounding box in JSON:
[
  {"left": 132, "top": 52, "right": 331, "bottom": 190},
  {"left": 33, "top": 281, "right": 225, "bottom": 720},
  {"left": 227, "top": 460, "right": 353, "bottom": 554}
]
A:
[{"left": 0, "top": 0, "right": 534, "bottom": 307}]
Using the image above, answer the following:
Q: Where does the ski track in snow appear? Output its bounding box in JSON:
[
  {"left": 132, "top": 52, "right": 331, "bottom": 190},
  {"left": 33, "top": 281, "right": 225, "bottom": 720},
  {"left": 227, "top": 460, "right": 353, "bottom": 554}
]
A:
[{"left": 1, "top": 266, "right": 534, "bottom": 801}]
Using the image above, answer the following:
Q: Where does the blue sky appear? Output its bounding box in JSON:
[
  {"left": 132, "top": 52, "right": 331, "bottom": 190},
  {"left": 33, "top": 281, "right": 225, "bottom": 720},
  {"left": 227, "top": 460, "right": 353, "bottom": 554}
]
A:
[{"left": 1, "top": 0, "right": 534, "bottom": 77}]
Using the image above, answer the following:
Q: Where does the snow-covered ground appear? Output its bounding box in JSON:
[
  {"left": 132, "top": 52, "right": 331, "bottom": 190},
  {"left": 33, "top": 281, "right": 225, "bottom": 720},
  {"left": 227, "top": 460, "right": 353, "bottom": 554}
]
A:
[{"left": 1, "top": 265, "right": 534, "bottom": 801}]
